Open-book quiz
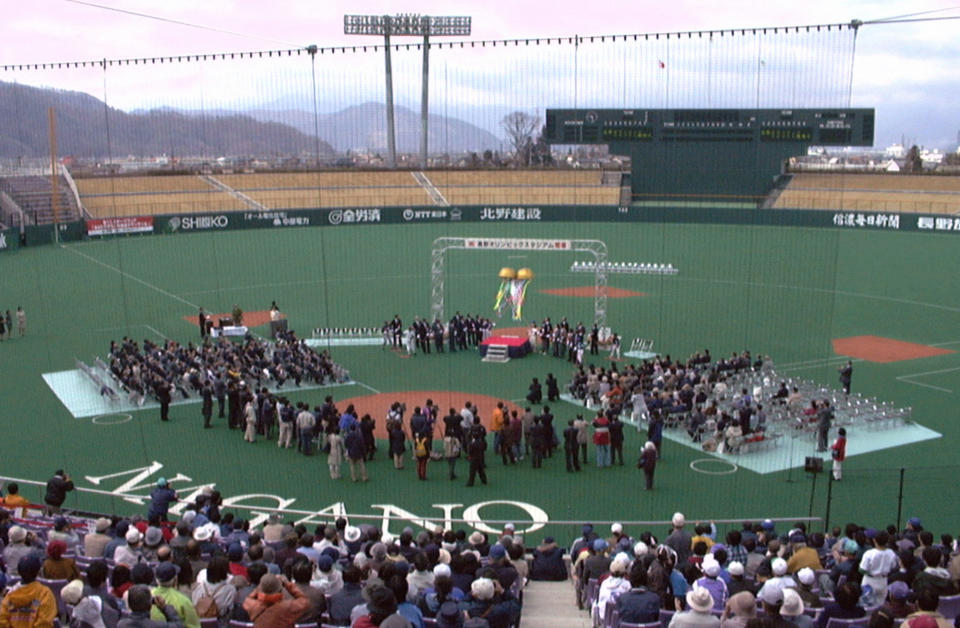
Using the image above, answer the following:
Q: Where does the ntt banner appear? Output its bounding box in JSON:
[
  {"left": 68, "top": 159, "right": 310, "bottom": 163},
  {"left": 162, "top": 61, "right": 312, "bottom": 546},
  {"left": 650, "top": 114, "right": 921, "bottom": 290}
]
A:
[{"left": 87, "top": 216, "right": 154, "bottom": 236}]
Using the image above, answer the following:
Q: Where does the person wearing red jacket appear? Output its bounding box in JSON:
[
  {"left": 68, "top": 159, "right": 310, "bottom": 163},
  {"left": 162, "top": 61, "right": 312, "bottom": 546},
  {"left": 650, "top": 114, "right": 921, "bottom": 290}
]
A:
[
  {"left": 593, "top": 412, "right": 611, "bottom": 468},
  {"left": 242, "top": 574, "right": 311, "bottom": 628},
  {"left": 830, "top": 428, "right": 847, "bottom": 481}
]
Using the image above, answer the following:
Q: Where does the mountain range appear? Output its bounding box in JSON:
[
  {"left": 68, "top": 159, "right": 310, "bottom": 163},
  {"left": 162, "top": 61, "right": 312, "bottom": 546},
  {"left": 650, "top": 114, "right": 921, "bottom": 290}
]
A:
[
  {"left": 245, "top": 101, "right": 502, "bottom": 154},
  {"left": 0, "top": 82, "right": 503, "bottom": 160},
  {"left": 0, "top": 81, "right": 334, "bottom": 160}
]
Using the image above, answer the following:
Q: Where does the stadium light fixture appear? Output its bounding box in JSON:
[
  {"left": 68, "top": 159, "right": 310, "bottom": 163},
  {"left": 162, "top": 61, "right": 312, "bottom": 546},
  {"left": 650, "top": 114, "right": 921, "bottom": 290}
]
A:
[{"left": 345, "top": 14, "right": 472, "bottom": 168}]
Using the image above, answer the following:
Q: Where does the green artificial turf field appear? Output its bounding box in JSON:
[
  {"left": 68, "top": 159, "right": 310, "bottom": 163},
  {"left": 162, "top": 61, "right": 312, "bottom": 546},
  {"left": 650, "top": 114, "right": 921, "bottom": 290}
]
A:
[{"left": 1, "top": 221, "right": 958, "bottom": 542}]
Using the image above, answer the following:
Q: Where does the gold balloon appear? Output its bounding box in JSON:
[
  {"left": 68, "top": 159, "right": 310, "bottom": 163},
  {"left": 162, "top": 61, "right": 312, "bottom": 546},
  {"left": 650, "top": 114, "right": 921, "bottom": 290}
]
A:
[
  {"left": 517, "top": 268, "right": 534, "bottom": 280},
  {"left": 499, "top": 267, "right": 517, "bottom": 279}
]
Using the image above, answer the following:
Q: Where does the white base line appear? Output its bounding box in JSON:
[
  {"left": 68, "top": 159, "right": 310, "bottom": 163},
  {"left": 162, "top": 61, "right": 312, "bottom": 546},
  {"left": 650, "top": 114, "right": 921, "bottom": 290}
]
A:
[
  {"left": 62, "top": 245, "right": 198, "bottom": 309},
  {"left": 144, "top": 325, "right": 168, "bottom": 340},
  {"left": 896, "top": 366, "right": 960, "bottom": 394},
  {"left": 355, "top": 381, "right": 381, "bottom": 395},
  {"left": 897, "top": 378, "right": 953, "bottom": 393}
]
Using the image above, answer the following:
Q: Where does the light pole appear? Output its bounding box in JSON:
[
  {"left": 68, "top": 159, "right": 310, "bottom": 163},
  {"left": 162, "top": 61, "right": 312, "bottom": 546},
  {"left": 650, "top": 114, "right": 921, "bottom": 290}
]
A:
[{"left": 345, "top": 14, "right": 471, "bottom": 168}]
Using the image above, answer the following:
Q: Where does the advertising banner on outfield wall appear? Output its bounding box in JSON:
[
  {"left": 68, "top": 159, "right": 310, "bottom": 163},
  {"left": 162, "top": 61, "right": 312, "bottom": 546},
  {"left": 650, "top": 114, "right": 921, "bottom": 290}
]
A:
[
  {"left": 141, "top": 206, "right": 960, "bottom": 237},
  {"left": 86, "top": 216, "right": 154, "bottom": 237},
  {"left": 0, "top": 228, "right": 17, "bottom": 252}
]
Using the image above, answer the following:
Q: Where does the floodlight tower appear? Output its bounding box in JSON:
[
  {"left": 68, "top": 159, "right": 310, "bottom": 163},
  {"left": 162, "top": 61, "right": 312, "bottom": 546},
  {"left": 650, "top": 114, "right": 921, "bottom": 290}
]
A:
[{"left": 345, "top": 14, "right": 471, "bottom": 168}]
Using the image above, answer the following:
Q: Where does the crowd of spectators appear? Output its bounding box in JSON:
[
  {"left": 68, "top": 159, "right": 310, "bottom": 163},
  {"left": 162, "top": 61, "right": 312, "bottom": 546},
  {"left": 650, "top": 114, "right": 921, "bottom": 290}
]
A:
[
  {"left": 527, "top": 513, "right": 960, "bottom": 628},
  {"left": 0, "top": 491, "right": 530, "bottom": 628},
  {"left": 565, "top": 350, "right": 787, "bottom": 455},
  {"left": 3, "top": 492, "right": 960, "bottom": 628},
  {"left": 103, "top": 332, "right": 349, "bottom": 408}
]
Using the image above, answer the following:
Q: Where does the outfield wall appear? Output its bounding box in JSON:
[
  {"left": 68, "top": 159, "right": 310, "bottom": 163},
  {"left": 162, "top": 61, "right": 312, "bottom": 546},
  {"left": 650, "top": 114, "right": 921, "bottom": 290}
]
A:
[{"left": 3, "top": 205, "right": 959, "bottom": 252}]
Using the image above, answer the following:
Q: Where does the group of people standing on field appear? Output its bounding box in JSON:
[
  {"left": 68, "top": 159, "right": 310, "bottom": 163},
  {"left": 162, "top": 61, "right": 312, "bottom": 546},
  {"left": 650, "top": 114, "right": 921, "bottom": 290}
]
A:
[
  {"left": 529, "top": 317, "right": 621, "bottom": 367},
  {"left": 383, "top": 312, "right": 494, "bottom": 356},
  {"left": 0, "top": 306, "right": 25, "bottom": 340}
]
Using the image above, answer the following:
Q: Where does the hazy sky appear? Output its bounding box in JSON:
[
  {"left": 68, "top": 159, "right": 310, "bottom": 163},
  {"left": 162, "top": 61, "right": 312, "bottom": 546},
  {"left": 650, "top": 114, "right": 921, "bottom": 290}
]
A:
[{"left": 2, "top": 0, "right": 959, "bottom": 148}]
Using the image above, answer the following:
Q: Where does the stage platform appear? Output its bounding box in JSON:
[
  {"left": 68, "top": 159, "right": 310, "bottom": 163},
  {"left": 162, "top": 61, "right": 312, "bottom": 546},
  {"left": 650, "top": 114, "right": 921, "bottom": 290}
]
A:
[{"left": 480, "top": 335, "right": 532, "bottom": 358}]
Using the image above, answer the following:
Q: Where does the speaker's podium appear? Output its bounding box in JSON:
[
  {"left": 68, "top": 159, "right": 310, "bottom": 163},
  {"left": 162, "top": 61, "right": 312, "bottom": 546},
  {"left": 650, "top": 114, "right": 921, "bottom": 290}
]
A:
[
  {"left": 270, "top": 318, "right": 288, "bottom": 339},
  {"left": 804, "top": 456, "right": 824, "bottom": 474}
]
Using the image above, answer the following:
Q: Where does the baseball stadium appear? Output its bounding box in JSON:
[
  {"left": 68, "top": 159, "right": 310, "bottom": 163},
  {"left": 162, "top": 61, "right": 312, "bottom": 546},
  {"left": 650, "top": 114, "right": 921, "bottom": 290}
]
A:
[{"left": 1, "top": 13, "right": 959, "bottom": 628}]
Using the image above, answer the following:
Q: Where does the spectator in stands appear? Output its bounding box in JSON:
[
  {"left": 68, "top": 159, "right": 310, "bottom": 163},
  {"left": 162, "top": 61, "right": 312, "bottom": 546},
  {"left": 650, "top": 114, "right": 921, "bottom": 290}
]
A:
[
  {"left": 595, "top": 553, "right": 632, "bottom": 621},
  {"left": 43, "top": 469, "right": 74, "bottom": 515},
  {"left": 902, "top": 590, "right": 952, "bottom": 628},
  {"left": 530, "top": 536, "right": 566, "bottom": 581},
  {"left": 148, "top": 479, "right": 178, "bottom": 522},
  {"left": 726, "top": 562, "right": 755, "bottom": 597},
  {"left": 0, "top": 555, "right": 58, "bottom": 628},
  {"left": 241, "top": 573, "right": 311, "bottom": 627},
  {"left": 3, "top": 526, "right": 38, "bottom": 577},
  {"left": 861, "top": 531, "right": 899, "bottom": 607},
  {"left": 81, "top": 560, "right": 122, "bottom": 623},
  {"left": 119, "top": 584, "right": 184, "bottom": 628},
  {"left": 794, "top": 568, "right": 822, "bottom": 609},
  {"left": 115, "top": 528, "right": 145, "bottom": 567},
  {"left": 463, "top": 577, "right": 520, "bottom": 628},
  {"left": 615, "top": 559, "right": 661, "bottom": 623},
  {"left": 780, "top": 588, "right": 813, "bottom": 628},
  {"left": 696, "top": 556, "right": 729, "bottom": 610},
  {"left": 757, "top": 558, "right": 795, "bottom": 602},
  {"left": 62, "top": 578, "right": 113, "bottom": 628},
  {"left": 41, "top": 539, "right": 81, "bottom": 580},
  {"left": 289, "top": 559, "right": 326, "bottom": 623},
  {"left": 85, "top": 518, "right": 113, "bottom": 558},
  {"left": 383, "top": 575, "right": 423, "bottom": 628},
  {"left": 669, "top": 586, "right": 721, "bottom": 628},
  {"left": 110, "top": 565, "right": 133, "bottom": 599},
  {"left": 882, "top": 581, "right": 917, "bottom": 619},
  {"left": 150, "top": 562, "right": 199, "bottom": 628},
  {"left": 817, "top": 581, "right": 865, "bottom": 628},
  {"left": 787, "top": 533, "right": 823, "bottom": 574},
  {"left": 720, "top": 591, "right": 757, "bottom": 628},
  {"left": 911, "top": 547, "right": 957, "bottom": 597},
  {"left": 666, "top": 513, "right": 694, "bottom": 565},
  {"left": 191, "top": 556, "right": 236, "bottom": 625},
  {"left": 1, "top": 483, "right": 30, "bottom": 510},
  {"left": 328, "top": 565, "right": 365, "bottom": 625}
]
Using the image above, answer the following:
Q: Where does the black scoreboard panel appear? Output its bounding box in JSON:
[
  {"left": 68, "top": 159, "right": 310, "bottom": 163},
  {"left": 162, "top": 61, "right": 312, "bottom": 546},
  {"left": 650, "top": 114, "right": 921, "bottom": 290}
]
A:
[
  {"left": 544, "top": 108, "right": 875, "bottom": 202},
  {"left": 545, "top": 108, "right": 874, "bottom": 146}
]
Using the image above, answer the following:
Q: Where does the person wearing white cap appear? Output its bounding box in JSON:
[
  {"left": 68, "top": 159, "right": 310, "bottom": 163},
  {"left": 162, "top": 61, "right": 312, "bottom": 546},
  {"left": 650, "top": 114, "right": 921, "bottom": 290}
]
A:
[
  {"left": 756, "top": 558, "right": 796, "bottom": 603},
  {"left": 780, "top": 588, "right": 813, "bottom": 628},
  {"left": 595, "top": 554, "right": 633, "bottom": 624},
  {"left": 669, "top": 586, "right": 721, "bottom": 628},
  {"left": 113, "top": 528, "right": 144, "bottom": 567},
  {"left": 695, "top": 557, "right": 729, "bottom": 611}
]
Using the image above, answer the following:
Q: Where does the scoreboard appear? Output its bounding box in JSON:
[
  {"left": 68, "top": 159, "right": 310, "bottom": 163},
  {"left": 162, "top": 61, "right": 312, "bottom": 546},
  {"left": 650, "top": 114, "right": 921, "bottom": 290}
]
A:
[{"left": 544, "top": 108, "right": 875, "bottom": 202}]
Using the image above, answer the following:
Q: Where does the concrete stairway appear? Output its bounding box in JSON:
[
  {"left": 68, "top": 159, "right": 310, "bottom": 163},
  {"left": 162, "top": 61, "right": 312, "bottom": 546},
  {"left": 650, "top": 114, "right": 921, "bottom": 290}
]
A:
[
  {"left": 482, "top": 344, "right": 510, "bottom": 363},
  {"left": 521, "top": 580, "right": 591, "bottom": 628}
]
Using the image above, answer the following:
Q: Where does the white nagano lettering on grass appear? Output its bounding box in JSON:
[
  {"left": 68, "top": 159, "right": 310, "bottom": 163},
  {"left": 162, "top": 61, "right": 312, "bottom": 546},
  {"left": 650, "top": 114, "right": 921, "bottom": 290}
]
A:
[{"left": 81, "top": 463, "right": 549, "bottom": 533}]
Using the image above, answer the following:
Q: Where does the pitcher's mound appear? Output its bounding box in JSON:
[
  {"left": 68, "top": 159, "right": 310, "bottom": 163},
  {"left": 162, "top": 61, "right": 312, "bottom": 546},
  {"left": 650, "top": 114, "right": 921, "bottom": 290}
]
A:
[
  {"left": 329, "top": 391, "right": 525, "bottom": 439},
  {"left": 833, "top": 336, "right": 955, "bottom": 363}
]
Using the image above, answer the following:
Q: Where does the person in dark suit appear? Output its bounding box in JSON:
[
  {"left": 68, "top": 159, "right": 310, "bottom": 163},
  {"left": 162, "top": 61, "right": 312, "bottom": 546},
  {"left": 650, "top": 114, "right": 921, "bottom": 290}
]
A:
[
  {"left": 838, "top": 361, "right": 853, "bottom": 394},
  {"left": 466, "top": 425, "right": 488, "bottom": 486},
  {"left": 201, "top": 382, "right": 213, "bottom": 429},
  {"left": 198, "top": 308, "right": 209, "bottom": 339},
  {"left": 157, "top": 381, "right": 172, "bottom": 422}
]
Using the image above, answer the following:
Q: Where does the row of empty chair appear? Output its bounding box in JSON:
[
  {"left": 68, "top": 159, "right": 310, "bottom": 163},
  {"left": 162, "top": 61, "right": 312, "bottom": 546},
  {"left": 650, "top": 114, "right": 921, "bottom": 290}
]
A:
[
  {"left": 73, "top": 170, "right": 621, "bottom": 217},
  {"left": 0, "top": 176, "right": 82, "bottom": 225}
]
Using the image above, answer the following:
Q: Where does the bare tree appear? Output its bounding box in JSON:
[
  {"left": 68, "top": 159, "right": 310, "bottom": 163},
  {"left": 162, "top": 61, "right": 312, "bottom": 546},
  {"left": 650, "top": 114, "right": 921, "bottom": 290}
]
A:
[{"left": 501, "top": 111, "right": 540, "bottom": 166}]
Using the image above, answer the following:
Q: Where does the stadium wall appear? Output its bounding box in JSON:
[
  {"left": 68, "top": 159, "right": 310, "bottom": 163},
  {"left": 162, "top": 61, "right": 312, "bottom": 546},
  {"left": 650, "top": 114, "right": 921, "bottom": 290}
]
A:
[{"left": 2, "top": 205, "right": 959, "bottom": 253}]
